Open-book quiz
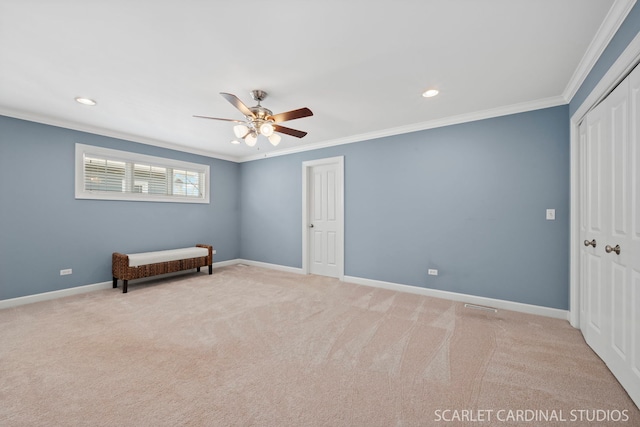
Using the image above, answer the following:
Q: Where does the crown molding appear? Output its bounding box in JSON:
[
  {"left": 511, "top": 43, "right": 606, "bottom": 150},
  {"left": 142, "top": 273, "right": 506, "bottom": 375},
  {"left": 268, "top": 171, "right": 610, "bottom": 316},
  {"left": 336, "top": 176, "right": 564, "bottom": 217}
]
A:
[
  {"left": 571, "top": 30, "right": 640, "bottom": 122},
  {"left": 2, "top": 95, "right": 566, "bottom": 165},
  {"left": 0, "top": 108, "right": 241, "bottom": 163},
  {"left": 562, "top": 0, "right": 637, "bottom": 102},
  {"left": 238, "top": 95, "right": 567, "bottom": 162}
]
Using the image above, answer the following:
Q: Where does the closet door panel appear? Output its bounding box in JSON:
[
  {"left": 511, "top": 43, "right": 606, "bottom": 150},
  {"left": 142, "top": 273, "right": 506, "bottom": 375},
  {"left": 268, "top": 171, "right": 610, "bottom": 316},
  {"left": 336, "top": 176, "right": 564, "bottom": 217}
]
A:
[
  {"left": 587, "top": 112, "right": 604, "bottom": 235},
  {"left": 581, "top": 98, "right": 610, "bottom": 355},
  {"left": 610, "top": 262, "right": 627, "bottom": 358},
  {"left": 627, "top": 64, "right": 640, "bottom": 397},
  {"left": 632, "top": 65, "right": 640, "bottom": 242},
  {"left": 587, "top": 253, "right": 603, "bottom": 332},
  {"left": 580, "top": 64, "right": 640, "bottom": 407},
  {"left": 608, "top": 81, "right": 629, "bottom": 238},
  {"left": 579, "top": 122, "right": 588, "bottom": 322},
  {"left": 633, "top": 271, "right": 640, "bottom": 376}
]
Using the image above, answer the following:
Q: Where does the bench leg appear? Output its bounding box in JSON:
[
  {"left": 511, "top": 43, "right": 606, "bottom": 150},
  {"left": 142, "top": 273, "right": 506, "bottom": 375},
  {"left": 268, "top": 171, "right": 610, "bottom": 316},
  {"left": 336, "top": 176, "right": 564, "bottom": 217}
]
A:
[
  {"left": 123, "top": 280, "right": 128, "bottom": 294},
  {"left": 113, "top": 277, "right": 118, "bottom": 288},
  {"left": 209, "top": 265, "right": 213, "bottom": 275}
]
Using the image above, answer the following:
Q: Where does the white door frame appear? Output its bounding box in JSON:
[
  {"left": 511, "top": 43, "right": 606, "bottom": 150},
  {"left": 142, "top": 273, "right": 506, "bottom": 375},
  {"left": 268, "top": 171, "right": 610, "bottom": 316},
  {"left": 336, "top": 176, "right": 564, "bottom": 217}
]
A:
[
  {"left": 302, "top": 156, "right": 345, "bottom": 279},
  {"left": 569, "top": 31, "right": 640, "bottom": 328}
]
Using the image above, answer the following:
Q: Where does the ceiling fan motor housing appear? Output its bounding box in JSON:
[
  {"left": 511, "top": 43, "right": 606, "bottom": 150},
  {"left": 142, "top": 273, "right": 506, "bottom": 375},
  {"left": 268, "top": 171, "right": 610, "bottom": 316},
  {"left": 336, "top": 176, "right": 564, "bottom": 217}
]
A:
[
  {"left": 250, "top": 89, "right": 268, "bottom": 102},
  {"left": 249, "top": 106, "right": 273, "bottom": 121},
  {"left": 249, "top": 90, "right": 273, "bottom": 127}
]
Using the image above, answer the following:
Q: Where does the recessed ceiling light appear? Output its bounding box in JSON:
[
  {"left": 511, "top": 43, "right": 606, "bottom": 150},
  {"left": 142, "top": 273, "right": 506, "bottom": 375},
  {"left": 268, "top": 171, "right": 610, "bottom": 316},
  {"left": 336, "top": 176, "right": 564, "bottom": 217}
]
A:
[
  {"left": 75, "top": 97, "right": 97, "bottom": 106},
  {"left": 422, "top": 89, "right": 439, "bottom": 98}
]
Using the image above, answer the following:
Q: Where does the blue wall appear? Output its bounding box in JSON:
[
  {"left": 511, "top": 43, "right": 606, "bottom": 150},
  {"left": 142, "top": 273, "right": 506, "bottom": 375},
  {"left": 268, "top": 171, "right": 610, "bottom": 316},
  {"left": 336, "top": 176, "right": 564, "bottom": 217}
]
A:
[
  {"left": 0, "top": 116, "right": 240, "bottom": 300},
  {"left": 240, "top": 106, "right": 570, "bottom": 309},
  {"left": 0, "top": 108, "right": 570, "bottom": 309}
]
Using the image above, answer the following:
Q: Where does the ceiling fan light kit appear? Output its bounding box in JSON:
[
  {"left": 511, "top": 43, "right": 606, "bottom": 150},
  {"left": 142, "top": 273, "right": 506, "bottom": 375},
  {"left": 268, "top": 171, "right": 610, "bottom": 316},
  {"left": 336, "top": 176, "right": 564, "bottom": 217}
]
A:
[
  {"left": 268, "top": 133, "right": 281, "bottom": 146},
  {"left": 244, "top": 133, "right": 258, "bottom": 147},
  {"left": 233, "top": 124, "right": 249, "bottom": 138},
  {"left": 195, "top": 90, "right": 313, "bottom": 148},
  {"left": 260, "top": 122, "right": 274, "bottom": 137}
]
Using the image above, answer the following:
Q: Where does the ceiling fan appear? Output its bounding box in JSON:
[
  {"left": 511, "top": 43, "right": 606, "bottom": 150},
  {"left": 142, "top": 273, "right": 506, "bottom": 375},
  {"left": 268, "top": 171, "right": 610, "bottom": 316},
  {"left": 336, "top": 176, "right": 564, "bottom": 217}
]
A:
[{"left": 194, "top": 90, "right": 313, "bottom": 147}]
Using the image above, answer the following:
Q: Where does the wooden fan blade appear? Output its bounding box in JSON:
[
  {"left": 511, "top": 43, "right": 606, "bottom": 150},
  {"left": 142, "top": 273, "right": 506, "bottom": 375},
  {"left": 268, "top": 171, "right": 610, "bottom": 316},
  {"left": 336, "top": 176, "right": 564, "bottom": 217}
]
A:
[
  {"left": 273, "top": 124, "right": 307, "bottom": 138},
  {"left": 220, "top": 92, "right": 255, "bottom": 118},
  {"left": 193, "top": 115, "right": 245, "bottom": 123},
  {"left": 270, "top": 107, "right": 313, "bottom": 123}
]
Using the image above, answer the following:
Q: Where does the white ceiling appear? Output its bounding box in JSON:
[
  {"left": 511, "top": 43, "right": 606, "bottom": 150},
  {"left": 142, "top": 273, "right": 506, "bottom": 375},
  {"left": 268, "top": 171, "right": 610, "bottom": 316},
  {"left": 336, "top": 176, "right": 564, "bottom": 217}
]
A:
[{"left": 0, "top": 0, "right": 632, "bottom": 162}]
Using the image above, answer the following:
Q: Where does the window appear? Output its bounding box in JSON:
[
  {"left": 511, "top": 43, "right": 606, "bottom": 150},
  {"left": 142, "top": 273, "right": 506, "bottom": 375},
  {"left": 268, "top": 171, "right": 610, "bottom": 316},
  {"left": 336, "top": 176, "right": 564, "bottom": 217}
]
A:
[{"left": 75, "top": 144, "right": 210, "bottom": 203}]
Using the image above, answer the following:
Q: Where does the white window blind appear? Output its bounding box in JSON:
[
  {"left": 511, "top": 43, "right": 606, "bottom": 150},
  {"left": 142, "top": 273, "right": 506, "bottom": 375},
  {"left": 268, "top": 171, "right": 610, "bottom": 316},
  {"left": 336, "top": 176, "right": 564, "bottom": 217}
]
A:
[{"left": 76, "top": 144, "right": 210, "bottom": 204}]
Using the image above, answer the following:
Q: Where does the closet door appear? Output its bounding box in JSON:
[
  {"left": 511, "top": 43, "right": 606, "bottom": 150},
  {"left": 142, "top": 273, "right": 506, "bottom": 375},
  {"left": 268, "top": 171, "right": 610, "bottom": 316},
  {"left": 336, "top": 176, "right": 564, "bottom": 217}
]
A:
[
  {"left": 580, "top": 94, "right": 610, "bottom": 359},
  {"left": 580, "top": 64, "right": 640, "bottom": 407},
  {"left": 604, "top": 75, "right": 633, "bottom": 383},
  {"left": 618, "top": 64, "right": 640, "bottom": 405}
]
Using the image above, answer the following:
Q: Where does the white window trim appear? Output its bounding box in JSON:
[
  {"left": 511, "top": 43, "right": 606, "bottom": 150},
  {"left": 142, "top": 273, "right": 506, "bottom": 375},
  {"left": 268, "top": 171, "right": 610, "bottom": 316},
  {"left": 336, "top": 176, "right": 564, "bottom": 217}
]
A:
[{"left": 75, "top": 143, "right": 210, "bottom": 204}]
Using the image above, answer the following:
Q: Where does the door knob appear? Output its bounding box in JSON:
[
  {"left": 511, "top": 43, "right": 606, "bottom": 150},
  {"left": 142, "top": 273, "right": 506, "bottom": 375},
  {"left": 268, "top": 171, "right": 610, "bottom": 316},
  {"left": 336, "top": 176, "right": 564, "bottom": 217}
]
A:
[
  {"left": 584, "top": 239, "right": 596, "bottom": 248},
  {"left": 605, "top": 244, "right": 621, "bottom": 255},
  {"left": 309, "top": 224, "right": 314, "bottom": 228}
]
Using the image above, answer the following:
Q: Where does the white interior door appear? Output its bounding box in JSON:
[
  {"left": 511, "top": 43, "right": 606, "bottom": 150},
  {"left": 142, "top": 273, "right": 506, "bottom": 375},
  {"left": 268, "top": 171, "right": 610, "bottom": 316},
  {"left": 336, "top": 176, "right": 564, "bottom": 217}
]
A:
[
  {"left": 629, "top": 64, "right": 640, "bottom": 405},
  {"left": 303, "top": 157, "right": 344, "bottom": 279},
  {"left": 580, "top": 64, "right": 640, "bottom": 407},
  {"left": 580, "top": 93, "right": 610, "bottom": 359},
  {"left": 610, "top": 63, "right": 640, "bottom": 405}
]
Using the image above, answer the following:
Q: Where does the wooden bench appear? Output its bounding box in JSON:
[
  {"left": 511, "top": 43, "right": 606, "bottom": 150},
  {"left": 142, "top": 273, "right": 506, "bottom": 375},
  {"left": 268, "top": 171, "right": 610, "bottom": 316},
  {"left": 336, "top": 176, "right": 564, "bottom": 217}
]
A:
[{"left": 112, "top": 244, "right": 214, "bottom": 293}]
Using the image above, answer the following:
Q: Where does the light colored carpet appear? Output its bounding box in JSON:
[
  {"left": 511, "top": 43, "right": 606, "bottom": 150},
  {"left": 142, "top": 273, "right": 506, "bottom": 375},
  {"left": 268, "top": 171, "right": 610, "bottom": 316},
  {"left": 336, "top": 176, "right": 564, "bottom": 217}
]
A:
[{"left": 0, "top": 265, "right": 637, "bottom": 426}]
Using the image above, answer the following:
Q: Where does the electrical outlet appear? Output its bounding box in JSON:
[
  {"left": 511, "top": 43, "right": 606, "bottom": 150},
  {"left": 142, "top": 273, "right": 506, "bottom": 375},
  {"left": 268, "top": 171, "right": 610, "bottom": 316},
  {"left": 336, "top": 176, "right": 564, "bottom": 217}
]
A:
[
  {"left": 546, "top": 209, "right": 556, "bottom": 220},
  {"left": 60, "top": 269, "right": 72, "bottom": 276},
  {"left": 428, "top": 269, "right": 438, "bottom": 276}
]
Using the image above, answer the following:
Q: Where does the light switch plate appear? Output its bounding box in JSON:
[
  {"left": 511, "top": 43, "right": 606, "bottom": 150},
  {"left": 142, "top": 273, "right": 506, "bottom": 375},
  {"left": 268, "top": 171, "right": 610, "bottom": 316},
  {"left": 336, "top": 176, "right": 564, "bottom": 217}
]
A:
[{"left": 546, "top": 209, "right": 556, "bottom": 220}]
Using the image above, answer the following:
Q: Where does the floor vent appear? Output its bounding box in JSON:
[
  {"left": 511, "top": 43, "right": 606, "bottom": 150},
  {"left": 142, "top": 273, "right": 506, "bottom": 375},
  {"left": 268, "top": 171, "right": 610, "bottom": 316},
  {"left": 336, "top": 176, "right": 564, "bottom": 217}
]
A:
[{"left": 464, "top": 303, "right": 498, "bottom": 313}]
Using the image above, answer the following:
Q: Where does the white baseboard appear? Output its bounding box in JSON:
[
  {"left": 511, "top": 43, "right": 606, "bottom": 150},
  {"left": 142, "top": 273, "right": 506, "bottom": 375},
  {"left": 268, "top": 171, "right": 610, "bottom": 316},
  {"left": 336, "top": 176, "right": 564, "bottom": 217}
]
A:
[
  {"left": 0, "top": 258, "right": 237, "bottom": 310},
  {"left": 211, "top": 258, "right": 243, "bottom": 268},
  {"left": 225, "top": 260, "right": 568, "bottom": 320},
  {"left": 1, "top": 259, "right": 569, "bottom": 321},
  {"left": 235, "top": 259, "right": 304, "bottom": 275},
  {"left": 344, "top": 275, "right": 569, "bottom": 320},
  {"left": 0, "top": 281, "right": 113, "bottom": 310}
]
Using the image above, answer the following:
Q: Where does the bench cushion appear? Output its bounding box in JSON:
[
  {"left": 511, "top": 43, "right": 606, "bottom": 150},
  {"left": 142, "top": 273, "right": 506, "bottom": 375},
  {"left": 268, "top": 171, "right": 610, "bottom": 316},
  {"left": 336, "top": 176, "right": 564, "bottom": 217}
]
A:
[{"left": 127, "top": 247, "right": 209, "bottom": 267}]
